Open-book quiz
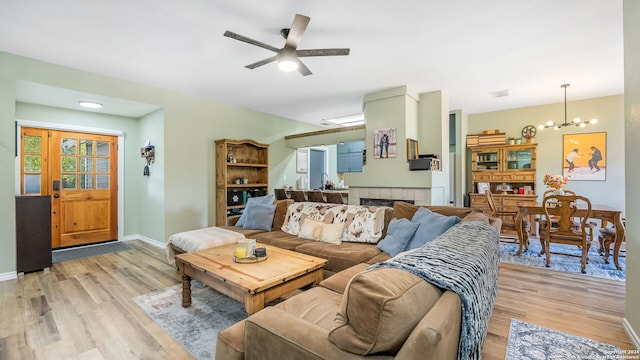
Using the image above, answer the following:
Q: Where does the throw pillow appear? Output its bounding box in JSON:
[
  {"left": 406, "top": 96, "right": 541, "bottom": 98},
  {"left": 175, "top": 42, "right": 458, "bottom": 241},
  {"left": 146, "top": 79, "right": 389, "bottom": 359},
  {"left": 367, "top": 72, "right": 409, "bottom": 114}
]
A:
[
  {"left": 242, "top": 203, "right": 276, "bottom": 232},
  {"left": 405, "top": 207, "right": 460, "bottom": 250},
  {"left": 298, "top": 218, "right": 344, "bottom": 245},
  {"left": 376, "top": 218, "right": 419, "bottom": 256},
  {"left": 236, "top": 194, "right": 275, "bottom": 227}
]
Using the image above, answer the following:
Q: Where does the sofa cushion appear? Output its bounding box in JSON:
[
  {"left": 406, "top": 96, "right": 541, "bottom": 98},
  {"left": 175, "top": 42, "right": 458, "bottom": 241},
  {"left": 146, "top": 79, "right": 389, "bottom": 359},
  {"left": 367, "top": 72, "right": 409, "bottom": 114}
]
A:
[
  {"left": 272, "top": 199, "right": 294, "bottom": 230},
  {"left": 295, "top": 241, "right": 381, "bottom": 274},
  {"left": 298, "top": 218, "right": 345, "bottom": 245},
  {"left": 218, "top": 226, "right": 264, "bottom": 238},
  {"left": 236, "top": 194, "right": 275, "bottom": 227},
  {"left": 243, "top": 203, "right": 276, "bottom": 231},
  {"left": 329, "top": 268, "right": 443, "bottom": 355},
  {"left": 281, "top": 202, "right": 345, "bottom": 235},
  {"left": 393, "top": 201, "right": 483, "bottom": 220},
  {"left": 319, "top": 263, "right": 370, "bottom": 294},
  {"left": 332, "top": 205, "right": 390, "bottom": 243},
  {"left": 253, "top": 230, "right": 313, "bottom": 251},
  {"left": 376, "top": 218, "right": 420, "bottom": 256},
  {"left": 406, "top": 207, "right": 460, "bottom": 250},
  {"left": 274, "top": 287, "right": 344, "bottom": 331}
]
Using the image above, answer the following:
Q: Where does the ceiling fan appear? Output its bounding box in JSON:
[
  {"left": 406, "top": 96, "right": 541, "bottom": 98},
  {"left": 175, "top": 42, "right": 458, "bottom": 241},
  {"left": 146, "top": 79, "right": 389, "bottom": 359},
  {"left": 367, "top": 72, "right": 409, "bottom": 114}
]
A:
[{"left": 223, "top": 14, "right": 350, "bottom": 76}]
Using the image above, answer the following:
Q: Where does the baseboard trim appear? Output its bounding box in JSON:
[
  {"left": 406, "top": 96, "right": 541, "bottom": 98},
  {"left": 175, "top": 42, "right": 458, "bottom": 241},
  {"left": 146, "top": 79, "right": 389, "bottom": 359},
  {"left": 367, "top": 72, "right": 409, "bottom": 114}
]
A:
[
  {"left": 623, "top": 317, "right": 640, "bottom": 350},
  {"left": 123, "top": 234, "right": 165, "bottom": 249},
  {"left": 0, "top": 271, "right": 18, "bottom": 282}
]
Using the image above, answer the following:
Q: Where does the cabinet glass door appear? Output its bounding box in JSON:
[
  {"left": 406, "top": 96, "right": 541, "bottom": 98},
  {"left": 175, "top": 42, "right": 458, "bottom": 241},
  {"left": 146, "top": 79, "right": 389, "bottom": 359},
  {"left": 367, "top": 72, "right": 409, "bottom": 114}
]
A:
[
  {"left": 506, "top": 149, "right": 532, "bottom": 170},
  {"left": 475, "top": 151, "right": 499, "bottom": 170}
]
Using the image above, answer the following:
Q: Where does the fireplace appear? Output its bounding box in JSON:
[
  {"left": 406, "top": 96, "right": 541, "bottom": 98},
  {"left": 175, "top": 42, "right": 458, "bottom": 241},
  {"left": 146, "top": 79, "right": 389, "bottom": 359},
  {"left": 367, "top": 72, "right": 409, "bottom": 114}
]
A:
[{"left": 360, "top": 198, "right": 414, "bottom": 207}]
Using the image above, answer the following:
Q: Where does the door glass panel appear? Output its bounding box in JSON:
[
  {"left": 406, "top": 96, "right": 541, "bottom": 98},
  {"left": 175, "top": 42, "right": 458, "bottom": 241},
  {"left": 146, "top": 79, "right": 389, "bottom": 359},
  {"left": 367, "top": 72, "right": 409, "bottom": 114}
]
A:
[
  {"left": 96, "top": 174, "right": 109, "bottom": 189},
  {"left": 24, "top": 155, "right": 41, "bottom": 172},
  {"left": 62, "top": 156, "right": 77, "bottom": 172},
  {"left": 24, "top": 135, "right": 41, "bottom": 153},
  {"left": 96, "top": 158, "right": 109, "bottom": 172},
  {"left": 80, "top": 157, "right": 94, "bottom": 172},
  {"left": 61, "top": 138, "right": 77, "bottom": 155},
  {"left": 79, "top": 174, "right": 94, "bottom": 189},
  {"left": 24, "top": 174, "right": 41, "bottom": 194},
  {"left": 79, "top": 139, "right": 94, "bottom": 155},
  {"left": 97, "top": 141, "right": 109, "bottom": 156},
  {"left": 62, "top": 174, "right": 77, "bottom": 190}
]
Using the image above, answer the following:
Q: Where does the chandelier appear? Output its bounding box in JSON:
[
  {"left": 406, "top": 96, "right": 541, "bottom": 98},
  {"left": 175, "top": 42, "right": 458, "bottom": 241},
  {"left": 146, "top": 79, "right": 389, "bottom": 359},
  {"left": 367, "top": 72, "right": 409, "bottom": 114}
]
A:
[{"left": 537, "top": 84, "right": 598, "bottom": 130}]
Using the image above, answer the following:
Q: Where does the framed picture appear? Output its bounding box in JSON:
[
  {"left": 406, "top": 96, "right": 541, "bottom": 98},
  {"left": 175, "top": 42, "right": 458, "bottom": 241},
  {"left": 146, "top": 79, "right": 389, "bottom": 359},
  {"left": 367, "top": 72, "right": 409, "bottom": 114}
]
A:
[
  {"left": 373, "top": 128, "right": 397, "bottom": 158},
  {"left": 296, "top": 148, "right": 308, "bottom": 173},
  {"left": 562, "top": 132, "right": 606, "bottom": 181},
  {"left": 406, "top": 138, "right": 419, "bottom": 161}
]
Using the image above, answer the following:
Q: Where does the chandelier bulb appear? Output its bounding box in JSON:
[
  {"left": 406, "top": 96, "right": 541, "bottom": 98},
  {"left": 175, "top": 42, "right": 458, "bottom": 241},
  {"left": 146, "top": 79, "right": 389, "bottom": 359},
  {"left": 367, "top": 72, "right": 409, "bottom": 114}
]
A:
[
  {"left": 546, "top": 120, "right": 554, "bottom": 126},
  {"left": 590, "top": 119, "right": 598, "bottom": 124},
  {"left": 572, "top": 117, "right": 581, "bottom": 123}
]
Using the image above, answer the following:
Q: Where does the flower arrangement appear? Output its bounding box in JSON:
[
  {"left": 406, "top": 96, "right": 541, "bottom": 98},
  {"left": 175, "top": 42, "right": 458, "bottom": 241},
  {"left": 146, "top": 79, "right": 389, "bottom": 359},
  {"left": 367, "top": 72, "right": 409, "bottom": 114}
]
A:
[{"left": 543, "top": 174, "right": 569, "bottom": 190}]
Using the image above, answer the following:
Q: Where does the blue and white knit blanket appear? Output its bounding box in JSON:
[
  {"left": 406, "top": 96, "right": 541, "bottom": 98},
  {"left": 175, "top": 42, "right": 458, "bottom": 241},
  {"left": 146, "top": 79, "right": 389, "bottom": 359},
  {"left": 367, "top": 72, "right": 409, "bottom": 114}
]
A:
[{"left": 369, "top": 220, "right": 500, "bottom": 360}]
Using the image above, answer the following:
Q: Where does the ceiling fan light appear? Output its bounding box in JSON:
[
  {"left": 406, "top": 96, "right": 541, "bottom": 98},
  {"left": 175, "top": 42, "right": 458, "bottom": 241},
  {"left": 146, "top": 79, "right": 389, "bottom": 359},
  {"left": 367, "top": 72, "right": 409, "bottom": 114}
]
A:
[{"left": 278, "top": 59, "right": 298, "bottom": 72}]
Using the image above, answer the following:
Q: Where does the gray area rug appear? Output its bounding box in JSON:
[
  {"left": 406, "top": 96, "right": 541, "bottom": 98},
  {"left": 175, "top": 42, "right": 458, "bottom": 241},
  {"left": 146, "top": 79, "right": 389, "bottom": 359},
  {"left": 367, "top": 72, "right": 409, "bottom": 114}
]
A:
[
  {"left": 500, "top": 241, "right": 625, "bottom": 281},
  {"left": 505, "top": 319, "right": 622, "bottom": 359},
  {"left": 133, "top": 281, "right": 247, "bottom": 360},
  {"left": 52, "top": 241, "right": 132, "bottom": 263}
]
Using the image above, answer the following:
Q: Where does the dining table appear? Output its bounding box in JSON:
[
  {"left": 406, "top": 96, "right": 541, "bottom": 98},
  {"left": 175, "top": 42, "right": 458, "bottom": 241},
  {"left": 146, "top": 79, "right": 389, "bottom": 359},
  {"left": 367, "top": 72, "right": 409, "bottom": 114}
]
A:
[{"left": 514, "top": 201, "right": 625, "bottom": 270}]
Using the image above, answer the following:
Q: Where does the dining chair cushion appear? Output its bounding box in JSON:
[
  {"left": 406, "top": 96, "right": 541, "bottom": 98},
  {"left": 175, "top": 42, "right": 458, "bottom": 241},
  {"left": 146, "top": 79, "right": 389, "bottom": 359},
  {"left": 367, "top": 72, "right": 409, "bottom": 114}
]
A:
[
  {"left": 406, "top": 207, "right": 460, "bottom": 250},
  {"left": 236, "top": 194, "right": 275, "bottom": 227},
  {"left": 376, "top": 218, "right": 420, "bottom": 256}
]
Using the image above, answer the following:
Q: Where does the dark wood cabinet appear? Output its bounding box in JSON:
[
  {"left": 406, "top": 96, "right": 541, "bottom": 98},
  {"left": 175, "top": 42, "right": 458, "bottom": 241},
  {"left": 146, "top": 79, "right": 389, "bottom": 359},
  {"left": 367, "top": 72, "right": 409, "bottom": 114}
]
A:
[{"left": 16, "top": 195, "right": 52, "bottom": 273}]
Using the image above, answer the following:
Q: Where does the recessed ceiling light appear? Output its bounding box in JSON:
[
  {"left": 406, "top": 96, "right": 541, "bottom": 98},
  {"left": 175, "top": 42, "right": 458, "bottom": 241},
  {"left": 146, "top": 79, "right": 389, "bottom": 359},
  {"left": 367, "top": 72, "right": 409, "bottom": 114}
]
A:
[
  {"left": 78, "top": 101, "right": 103, "bottom": 109},
  {"left": 325, "top": 113, "right": 365, "bottom": 127}
]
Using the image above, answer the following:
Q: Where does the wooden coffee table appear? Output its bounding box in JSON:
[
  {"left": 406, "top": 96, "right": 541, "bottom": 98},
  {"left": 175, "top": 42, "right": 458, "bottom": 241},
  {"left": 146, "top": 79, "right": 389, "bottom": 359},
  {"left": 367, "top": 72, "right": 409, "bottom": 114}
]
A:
[{"left": 175, "top": 243, "right": 327, "bottom": 314}]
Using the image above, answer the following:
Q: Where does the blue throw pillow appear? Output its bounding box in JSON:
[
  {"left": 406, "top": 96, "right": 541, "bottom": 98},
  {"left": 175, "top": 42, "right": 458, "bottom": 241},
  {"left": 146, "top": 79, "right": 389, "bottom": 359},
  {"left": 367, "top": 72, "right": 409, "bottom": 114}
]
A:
[
  {"left": 376, "top": 218, "right": 420, "bottom": 257},
  {"left": 242, "top": 203, "right": 277, "bottom": 232},
  {"left": 405, "top": 207, "right": 461, "bottom": 250},
  {"left": 236, "top": 194, "right": 275, "bottom": 227}
]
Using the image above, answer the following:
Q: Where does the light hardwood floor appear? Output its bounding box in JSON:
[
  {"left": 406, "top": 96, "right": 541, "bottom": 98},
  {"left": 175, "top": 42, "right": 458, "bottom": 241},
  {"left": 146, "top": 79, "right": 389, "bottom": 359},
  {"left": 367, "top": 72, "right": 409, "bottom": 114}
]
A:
[{"left": 0, "top": 240, "right": 634, "bottom": 359}]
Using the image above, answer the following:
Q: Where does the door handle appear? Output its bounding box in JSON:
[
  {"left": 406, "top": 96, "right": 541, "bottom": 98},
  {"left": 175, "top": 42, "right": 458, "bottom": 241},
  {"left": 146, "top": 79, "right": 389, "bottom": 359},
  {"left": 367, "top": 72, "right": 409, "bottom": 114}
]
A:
[{"left": 53, "top": 193, "right": 59, "bottom": 198}]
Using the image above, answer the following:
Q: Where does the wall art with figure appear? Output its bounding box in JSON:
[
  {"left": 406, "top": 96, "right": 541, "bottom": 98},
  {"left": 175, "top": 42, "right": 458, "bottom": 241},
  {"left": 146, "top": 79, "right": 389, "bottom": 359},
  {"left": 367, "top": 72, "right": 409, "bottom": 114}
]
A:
[
  {"left": 562, "top": 132, "right": 606, "bottom": 181},
  {"left": 373, "top": 128, "right": 397, "bottom": 159}
]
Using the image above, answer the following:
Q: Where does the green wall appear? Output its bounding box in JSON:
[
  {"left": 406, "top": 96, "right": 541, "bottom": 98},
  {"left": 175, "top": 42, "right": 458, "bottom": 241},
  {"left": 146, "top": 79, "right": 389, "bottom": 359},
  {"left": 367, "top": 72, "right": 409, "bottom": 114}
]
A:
[
  {"left": 467, "top": 94, "right": 625, "bottom": 212},
  {"left": 624, "top": 0, "right": 640, "bottom": 347},
  {"left": 0, "top": 51, "right": 319, "bottom": 276}
]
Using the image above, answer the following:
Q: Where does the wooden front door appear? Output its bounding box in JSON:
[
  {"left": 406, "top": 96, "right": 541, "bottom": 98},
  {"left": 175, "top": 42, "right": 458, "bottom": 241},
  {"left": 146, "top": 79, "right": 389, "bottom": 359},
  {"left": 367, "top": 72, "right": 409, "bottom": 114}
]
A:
[{"left": 20, "top": 127, "right": 118, "bottom": 248}]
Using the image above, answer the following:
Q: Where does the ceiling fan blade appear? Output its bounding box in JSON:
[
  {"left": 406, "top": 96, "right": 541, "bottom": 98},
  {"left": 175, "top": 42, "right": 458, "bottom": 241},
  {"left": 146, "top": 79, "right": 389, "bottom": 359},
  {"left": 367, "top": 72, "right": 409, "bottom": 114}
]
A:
[
  {"left": 296, "top": 59, "right": 312, "bottom": 76},
  {"left": 245, "top": 56, "right": 278, "bottom": 69},
  {"left": 296, "top": 48, "right": 350, "bottom": 57},
  {"left": 224, "top": 31, "right": 280, "bottom": 53},
  {"left": 284, "top": 14, "right": 310, "bottom": 49}
]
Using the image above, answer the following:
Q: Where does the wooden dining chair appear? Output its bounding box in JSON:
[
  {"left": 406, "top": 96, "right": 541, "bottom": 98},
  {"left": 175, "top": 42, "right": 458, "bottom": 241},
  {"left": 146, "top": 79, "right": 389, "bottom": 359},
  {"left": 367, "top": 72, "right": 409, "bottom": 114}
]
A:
[
  {"left": 485, "top": 190, "right": 529, "bottom": 245},
  {"left": 538, "top": 189, "right": 594, "bottom": 244},
  {"left": 306, "top": 190, "right": 325, "bottom": 203},
  {"left": 325, "top": 192, "right": 345, "bottom": 204},
  {"left": 598, "top": 218, "right": 626, "bottom": 264},
  {"left": 289, "top": 190, "right": 307, "bottom": 202},
  {"left": 274, "top": 188, "right": 289, "bottom": 200},
  {"left": 541, "top": 194, "right": 592, "bottom": 273}
]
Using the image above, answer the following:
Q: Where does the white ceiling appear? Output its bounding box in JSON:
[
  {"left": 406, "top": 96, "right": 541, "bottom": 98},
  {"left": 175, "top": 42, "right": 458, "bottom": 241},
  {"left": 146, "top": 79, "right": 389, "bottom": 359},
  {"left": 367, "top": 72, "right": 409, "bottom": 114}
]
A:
[{"left": 0, "top": 0, "right": 623, "bottom": 125}]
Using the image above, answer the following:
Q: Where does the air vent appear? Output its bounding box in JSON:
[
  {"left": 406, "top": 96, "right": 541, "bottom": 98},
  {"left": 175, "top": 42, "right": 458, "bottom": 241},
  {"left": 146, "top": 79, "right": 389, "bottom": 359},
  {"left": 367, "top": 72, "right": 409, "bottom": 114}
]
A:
[{"left": 491, "top": 89, "right": 509, "bottom": 98}]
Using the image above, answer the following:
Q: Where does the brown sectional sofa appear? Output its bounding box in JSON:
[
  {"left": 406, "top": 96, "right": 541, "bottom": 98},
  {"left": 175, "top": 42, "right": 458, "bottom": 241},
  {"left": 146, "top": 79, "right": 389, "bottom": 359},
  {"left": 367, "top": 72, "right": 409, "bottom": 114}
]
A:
[{"left": 213, "top": 200, "right": 501, "bottom": 360}]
